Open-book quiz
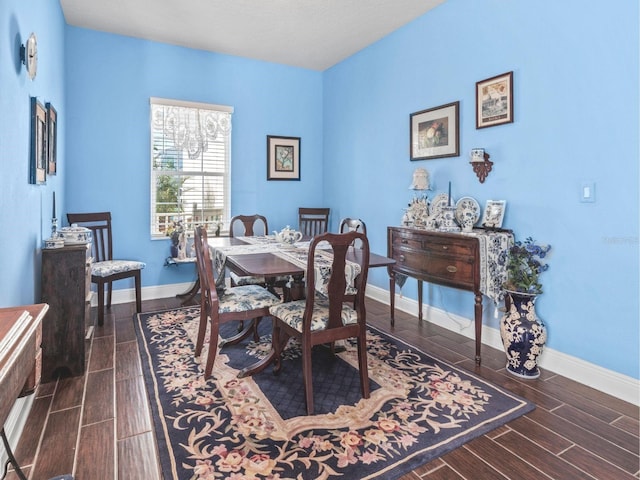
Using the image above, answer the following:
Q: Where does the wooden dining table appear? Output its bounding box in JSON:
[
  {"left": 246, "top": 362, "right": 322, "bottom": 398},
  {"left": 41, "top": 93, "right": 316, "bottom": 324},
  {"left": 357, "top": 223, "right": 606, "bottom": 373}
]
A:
[{"left": 205, "top": 235, "right": 395, "bottom": 377}]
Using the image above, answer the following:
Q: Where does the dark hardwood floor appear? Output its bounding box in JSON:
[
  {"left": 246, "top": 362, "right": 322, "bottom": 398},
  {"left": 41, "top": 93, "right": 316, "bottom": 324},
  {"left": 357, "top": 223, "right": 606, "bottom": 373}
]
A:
[{"left": 6, "top": 295, "right": 639, "bottom": 479}]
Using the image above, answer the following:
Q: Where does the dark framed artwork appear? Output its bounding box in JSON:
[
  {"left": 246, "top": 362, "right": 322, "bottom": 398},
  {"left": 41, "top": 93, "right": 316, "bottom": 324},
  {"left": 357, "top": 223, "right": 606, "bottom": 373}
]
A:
[
  {"left": 30, "top": 97, "right": 47, "bottom": 185},
  {"left": 267, "top": 135, "right": 300, "bottom": 180},
  {"left": 410, "top": 101, "right": 460, "bottom": 160},
  {"left": 476, "top": 71, "right": 513, "bottom": 129},
  {"left": 46, "top": 102, "right": 57, "bottom": 175}
]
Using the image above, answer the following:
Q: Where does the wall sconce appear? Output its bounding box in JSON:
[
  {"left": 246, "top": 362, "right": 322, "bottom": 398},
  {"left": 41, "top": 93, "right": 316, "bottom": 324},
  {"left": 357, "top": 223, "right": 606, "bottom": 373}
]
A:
[{"left": 469, "top": 148, "right": 493, "bottom": 183}]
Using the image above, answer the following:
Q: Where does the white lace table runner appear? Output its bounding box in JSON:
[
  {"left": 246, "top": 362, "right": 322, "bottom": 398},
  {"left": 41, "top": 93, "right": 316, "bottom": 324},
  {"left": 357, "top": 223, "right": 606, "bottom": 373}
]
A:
[{"left": 213, "top": 236, "right": 360, "bottom": 295}]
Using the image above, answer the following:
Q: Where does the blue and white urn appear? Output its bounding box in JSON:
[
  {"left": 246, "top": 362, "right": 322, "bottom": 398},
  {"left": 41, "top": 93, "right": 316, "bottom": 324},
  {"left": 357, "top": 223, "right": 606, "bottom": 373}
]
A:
[{"left": 500, "top": 291, "right": 547, "bottom": 379}]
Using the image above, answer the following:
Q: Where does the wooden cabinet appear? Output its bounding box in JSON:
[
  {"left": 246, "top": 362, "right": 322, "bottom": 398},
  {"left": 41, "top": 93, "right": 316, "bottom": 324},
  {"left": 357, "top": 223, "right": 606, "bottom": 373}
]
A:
[
  {"left": 387, "top": 227, "right": 483, "bottom": 364},
  {"left": 41, "top": 245, "right": 91, "bottom": 382}
]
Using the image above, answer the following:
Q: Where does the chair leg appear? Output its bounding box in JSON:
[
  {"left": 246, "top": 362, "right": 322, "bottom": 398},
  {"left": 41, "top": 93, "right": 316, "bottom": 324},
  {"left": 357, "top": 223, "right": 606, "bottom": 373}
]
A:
[
  {"left": 134, "top": 271, "right": 142, "bottom": 313},
  {"left": 106, "top": 281, "right": 113, "bottom": 308},
  {"left": 195, "top": 299, "right": 208, "bottom": 357},
  {"left": 272, "top": 322, "right": 284, "bottom": 374},
  {"left": 357, "top": 332, "right": 370, "bottom": 399},
  {"left": 204, "top": 319, "right": 221, "bottom": 379},
  {"left": 97, "top": 282, "right": 105, "bottom": 326},
  {"left": 302, "top": 340, "right": 314, "bottom": 415}
]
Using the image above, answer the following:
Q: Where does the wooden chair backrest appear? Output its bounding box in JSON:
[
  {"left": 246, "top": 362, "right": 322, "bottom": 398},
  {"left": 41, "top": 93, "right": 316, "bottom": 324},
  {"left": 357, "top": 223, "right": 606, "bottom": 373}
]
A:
[
  {"left": 66, "top": 212, "right": 113, "bottom": 262},
  {"left": 193, "top": 225, "right": 219, "bottom": 313},
  {"left": 298, "top": 207, "right": 330, "bottom": 237},
  {"left": 229, "top": 214, "right": 268, "bottom": 237},
  {"left": 303, "top": 231, "right": 369, "bottom": 332}
]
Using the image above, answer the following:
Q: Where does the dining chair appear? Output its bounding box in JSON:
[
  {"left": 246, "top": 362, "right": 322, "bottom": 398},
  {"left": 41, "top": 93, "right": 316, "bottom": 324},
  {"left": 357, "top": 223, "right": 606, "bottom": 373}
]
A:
[
  {"left": 66, "top": 212, "right": 145, "bottom": 326},
  {"left": 228, "top": 214, "right": 269, "bottom": 288},
  {"left": 339, "top": 218, "right": 367, "bottom": 306},
  {"left": 268, "top": 230, "right": 370, "bottom": 415},
  {"left": 193, "top": 225, "right": 281, "bottom": 379},
  {"left": 298, "top": 207, "right": 330, "bottom": 237}
]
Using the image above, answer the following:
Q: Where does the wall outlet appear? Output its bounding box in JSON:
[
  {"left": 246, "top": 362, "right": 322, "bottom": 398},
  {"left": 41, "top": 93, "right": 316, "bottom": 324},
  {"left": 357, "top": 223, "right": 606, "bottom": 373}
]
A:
[{"left": 580, "top": 182, "right": 595, "bottom": 203}]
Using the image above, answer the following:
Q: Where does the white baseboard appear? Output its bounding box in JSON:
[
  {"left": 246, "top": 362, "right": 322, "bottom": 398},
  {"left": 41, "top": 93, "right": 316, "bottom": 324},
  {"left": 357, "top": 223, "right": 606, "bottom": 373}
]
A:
[
  {"left": 1, "top": 395, "right": 34, "bottom": 468},
  {"left": 109, "top": 282, "right": 640, "bottom": 406}
]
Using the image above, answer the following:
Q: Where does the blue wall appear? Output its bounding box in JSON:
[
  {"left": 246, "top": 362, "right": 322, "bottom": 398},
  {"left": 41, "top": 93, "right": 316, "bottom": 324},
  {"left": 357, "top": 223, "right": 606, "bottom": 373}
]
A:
[
  {"left": 323, "top": 0, "right": 639, "bottom": 378},
  {"left": 0, "top": 0, "right": 65, "bottom": 305},
  {"left": 0, "top": 0, "right": 637, "bottom": 380},
  {"left": 64, "top": 28, "right": 324, "bottom": 288}
]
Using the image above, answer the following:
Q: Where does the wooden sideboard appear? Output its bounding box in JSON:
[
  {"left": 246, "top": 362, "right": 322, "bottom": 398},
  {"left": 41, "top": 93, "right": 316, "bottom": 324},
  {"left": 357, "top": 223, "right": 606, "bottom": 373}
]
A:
[
  {"left": 387, "top": 226, "right": 485, "bottom": 364},
  {"left": 41, "top": 244, "right": 91, "bottom": 382}
]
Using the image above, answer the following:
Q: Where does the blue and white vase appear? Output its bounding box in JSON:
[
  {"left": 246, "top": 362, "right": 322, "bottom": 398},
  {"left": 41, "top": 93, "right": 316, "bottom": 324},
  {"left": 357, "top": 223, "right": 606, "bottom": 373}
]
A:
[{"left": 500, "top": 290, "right": 547, "bottom": 379}]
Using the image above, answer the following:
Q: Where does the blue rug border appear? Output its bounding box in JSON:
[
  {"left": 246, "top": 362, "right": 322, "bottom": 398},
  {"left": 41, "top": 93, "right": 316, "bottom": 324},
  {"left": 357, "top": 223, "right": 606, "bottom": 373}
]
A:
[{"left": 134, "top": 306, "right": 535, "bottom": 480}]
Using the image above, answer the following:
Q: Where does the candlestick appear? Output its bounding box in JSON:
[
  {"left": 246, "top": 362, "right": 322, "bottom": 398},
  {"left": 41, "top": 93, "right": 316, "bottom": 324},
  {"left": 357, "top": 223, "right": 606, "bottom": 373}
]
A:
[
  {"left": 448, "top": 182, "right": 451, "bottom": 206},
  {"left": 52, "top": 191, "right": 56, "bottom": 219}
]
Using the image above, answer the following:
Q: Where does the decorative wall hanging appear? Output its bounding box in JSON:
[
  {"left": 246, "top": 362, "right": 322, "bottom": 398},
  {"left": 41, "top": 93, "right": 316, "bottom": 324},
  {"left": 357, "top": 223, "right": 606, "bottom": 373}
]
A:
[
  {"left": 30, "top": 97, "right": 47, "bottom": 184},
  {"left": 476, "top": 71, "right": 513, "bottom": 129},
  {"left": 469, "top": 148, "right": 493, "bottom": 183},
  {"left": 410, "top": 101, "right": 459, "bottom": 160},
  {"left": 267, "top": 135, "right": 300, "bottom": 180},
  {"left": 46, "top": 103, "right": 57, "bottom": 175}
]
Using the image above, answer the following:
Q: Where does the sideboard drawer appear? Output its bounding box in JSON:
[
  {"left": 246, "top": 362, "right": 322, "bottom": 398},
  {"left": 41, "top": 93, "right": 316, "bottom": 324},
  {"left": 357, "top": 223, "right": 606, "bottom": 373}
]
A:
[{"left": 422, "top": 254, "right": 475, "bottom": 288}]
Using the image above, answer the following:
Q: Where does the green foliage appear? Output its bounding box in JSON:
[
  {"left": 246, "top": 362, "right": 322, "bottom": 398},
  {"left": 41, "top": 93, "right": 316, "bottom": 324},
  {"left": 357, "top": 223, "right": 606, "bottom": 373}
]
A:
[{"left": 504, "top": 237, "right": 551, "bottom": 295}]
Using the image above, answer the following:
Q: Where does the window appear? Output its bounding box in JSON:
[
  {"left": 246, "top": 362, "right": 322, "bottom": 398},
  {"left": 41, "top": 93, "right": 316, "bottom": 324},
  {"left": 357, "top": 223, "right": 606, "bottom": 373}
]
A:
[{"left": 150, "top": 98, "right": 233, "bottom": 238}]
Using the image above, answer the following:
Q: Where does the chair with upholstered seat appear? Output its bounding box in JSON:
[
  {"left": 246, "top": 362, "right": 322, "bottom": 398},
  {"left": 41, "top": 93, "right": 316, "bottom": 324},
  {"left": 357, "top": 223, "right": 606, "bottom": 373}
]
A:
[
  {"left": 66, "top": 212, "right": 145, "bottom": 326},
  {"left": 269, "top": 230, "right": 370, "bottom": 415},
  {"left": 193, "top": 225, "right": 281, "bottom": 379},
  {"left": 228, "top": 214, "right": 269, "bottom": 288},
  {"left": 298, "top": 207, "right": 330, "bottom": 237}
]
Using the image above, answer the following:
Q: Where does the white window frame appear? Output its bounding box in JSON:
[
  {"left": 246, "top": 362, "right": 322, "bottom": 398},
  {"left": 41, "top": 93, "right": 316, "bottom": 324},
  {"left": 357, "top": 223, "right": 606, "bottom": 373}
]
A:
[{"left": 149, "top": 97, "right": 233, "bottom": 239}]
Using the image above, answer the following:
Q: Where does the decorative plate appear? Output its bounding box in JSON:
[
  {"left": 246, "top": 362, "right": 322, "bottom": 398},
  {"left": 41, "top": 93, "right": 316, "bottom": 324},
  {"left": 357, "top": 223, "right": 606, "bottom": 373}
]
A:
[
  {"left": 455, "top": 196, "right": 481, "bottom": 226},
  {"left": 430, "top": 193, "right": 454, "bottom": 216}
]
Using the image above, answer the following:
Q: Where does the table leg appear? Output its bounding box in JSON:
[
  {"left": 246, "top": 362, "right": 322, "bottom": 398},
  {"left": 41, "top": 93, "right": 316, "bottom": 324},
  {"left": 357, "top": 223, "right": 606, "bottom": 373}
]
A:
[
  {"left": 176, "top": 277, "right": 200, "bottom": 305},
  {"left": 1, "top": 428, "right": 27, "bottom": 480},
  {"left": 474, "top": 292, "right": 483, "bottom": 365},
  {"left": 417, "top": 280, "right": 423, "bottom": 321},
  {"left": 388, "top": 271, "right": 395, "bottom": 327}
]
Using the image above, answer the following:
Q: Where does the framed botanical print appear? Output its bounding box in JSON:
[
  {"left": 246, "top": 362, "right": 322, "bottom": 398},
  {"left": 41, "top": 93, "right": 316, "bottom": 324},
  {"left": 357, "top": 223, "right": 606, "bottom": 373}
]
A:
[
  {"left": 267, "top": 135, "right": 300, "bottom": 180},
  {"left": 46, "top": 102, "right": 57, "bottom": 175},
  {"left": 30, "top": 97, "right": 47, "bottom": 185},
  {"left": 410, "top": 101, "right": 460, "bottom": 160},
  {"left": 481, "top": 200, "right": 506, "bottom": 228},
  {"left": 476, "top": 71, "right": 513, "bottom": 129}
]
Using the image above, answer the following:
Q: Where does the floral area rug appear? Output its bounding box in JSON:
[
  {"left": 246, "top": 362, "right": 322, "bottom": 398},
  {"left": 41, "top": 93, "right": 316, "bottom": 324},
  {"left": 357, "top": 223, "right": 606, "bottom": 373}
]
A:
[{"left": 135, "top": 307, "right": 534, "bottom": 480}]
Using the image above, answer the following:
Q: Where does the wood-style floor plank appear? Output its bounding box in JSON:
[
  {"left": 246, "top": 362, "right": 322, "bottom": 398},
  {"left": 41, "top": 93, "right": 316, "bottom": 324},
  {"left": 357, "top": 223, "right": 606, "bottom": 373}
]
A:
[
  {"left": 29, "top": 406, "right": 81, "bottom": 479},
  {"left": 83, "top": 368, "right": 115, "bottom": 425},
  {"left": 88, "top": 335, "right": 115, "bottom": 372},
  {"left": 115, "top": 340, "right": 143, "bottom": 381},
  {"left": 115, "top": 375, "right": 152, "bottom": 439},
  {"left": 75, "top": 419, "right": 116, "bottom": 480},
  {"left": 117, "top": 432, "right": 161, "bottom": 480}
]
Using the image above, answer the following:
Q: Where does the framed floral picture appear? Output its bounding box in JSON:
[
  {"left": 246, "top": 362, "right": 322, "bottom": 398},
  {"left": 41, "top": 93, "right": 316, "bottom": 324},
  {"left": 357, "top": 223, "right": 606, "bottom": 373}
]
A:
[
  {"left": 30, "top": 97, "right": 47, "bottom": 185},
  {"left": 267, "top": 135, "right": 300, "bottom": 180},
  {"left": 476, "top": 71, "right": 513, "bottom": 129},
  {"left": 46, "top": 102, "right": 57, "bottom": 175},
  {"left": 481, "top": 200, "right": 506, "bottom": 228},
  {"left": 410, "top": 101, "right": 459, "bottom": 160}
]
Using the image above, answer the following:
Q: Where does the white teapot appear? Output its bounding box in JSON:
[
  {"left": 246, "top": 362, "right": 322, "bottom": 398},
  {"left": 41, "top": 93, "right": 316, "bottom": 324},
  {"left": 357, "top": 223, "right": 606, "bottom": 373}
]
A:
[{"left": 274, "top": 225, "right": 303, "bottom": 244}]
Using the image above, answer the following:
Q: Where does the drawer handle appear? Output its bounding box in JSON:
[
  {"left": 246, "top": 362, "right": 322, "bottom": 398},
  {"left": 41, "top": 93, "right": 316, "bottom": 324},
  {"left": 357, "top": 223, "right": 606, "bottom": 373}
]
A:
[
  {"left": 446, "top": 265, "right": 457, "bottom": 273},
  {"left": 401, "top": 239, "right": 408, "bottom": 244},
  {"left": 442, "top": 245, "right": 448, "bottom": 250},
  {"left": 399, "top": 255, "right": 405, "bottom": 262}
]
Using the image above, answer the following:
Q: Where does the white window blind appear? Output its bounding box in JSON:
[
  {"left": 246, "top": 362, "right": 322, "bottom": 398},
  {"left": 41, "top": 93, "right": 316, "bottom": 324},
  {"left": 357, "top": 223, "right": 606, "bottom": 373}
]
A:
[{"left": 150, "top": 98, "right": 233, "bottom": 238}]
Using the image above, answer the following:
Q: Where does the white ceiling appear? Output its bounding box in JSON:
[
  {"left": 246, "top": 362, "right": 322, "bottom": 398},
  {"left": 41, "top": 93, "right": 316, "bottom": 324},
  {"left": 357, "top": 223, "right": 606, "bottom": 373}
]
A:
[{"left": 60, "top": 0, "right": 445, "bottom": 71}]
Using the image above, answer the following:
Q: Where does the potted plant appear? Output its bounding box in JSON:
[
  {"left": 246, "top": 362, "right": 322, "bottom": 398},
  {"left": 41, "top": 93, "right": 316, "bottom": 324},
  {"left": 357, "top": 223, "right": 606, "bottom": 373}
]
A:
[{"left": 500, "top": 237, "right": 551, "bottom": 379}]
